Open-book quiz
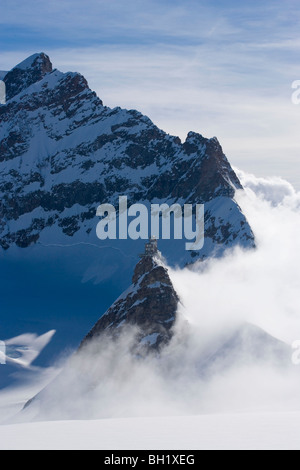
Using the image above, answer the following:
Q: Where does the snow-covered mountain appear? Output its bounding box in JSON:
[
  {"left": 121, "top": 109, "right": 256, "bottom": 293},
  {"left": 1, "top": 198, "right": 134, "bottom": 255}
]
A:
[
  {"left": 0, "top": 53, "right": 256, "bottom": 371},
  {"left": 0, "top": 52, "right": 254, "bottom": 265}
]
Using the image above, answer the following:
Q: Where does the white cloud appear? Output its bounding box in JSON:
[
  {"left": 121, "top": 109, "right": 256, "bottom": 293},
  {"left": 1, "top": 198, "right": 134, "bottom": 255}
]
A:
[
  {"left": 5, "top": 330, "right": 56, "bottom": 368},
  {"left": 171, "top": 170, "right": 300, "bottom": 344},
  {"left": 235, "top": 169, "right": 297, "bottom": 205}
]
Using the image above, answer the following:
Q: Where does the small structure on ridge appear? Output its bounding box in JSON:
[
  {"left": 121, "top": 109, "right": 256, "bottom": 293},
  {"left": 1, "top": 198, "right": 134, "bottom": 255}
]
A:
[{"left": 139, "top": 236, "right": 158, "bottom": 258}]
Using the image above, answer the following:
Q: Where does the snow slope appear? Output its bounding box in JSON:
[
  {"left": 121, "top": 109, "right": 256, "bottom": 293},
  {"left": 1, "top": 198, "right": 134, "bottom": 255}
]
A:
[{"left": 0, "top": 413, "right": 300, "bottom": 450}]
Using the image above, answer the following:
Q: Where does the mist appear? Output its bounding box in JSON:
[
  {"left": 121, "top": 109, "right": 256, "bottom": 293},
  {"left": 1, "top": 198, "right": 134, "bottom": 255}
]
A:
[{"left": 11, "top": 170, "right": 300, "bottom": 423}]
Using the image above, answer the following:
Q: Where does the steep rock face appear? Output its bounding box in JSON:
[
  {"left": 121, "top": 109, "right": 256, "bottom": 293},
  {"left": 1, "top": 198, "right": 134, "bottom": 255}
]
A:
[
  {"left": 81, "top": 249, "right": 179, "bottom": 351},
  {"left": 0, "top": 53, "right": 254, "bottom": 263}
]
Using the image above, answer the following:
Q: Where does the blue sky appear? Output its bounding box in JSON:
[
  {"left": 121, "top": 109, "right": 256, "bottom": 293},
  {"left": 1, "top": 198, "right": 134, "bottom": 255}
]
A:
[{"left": 1, "top": 0, "right": 300, "bottom": 187}]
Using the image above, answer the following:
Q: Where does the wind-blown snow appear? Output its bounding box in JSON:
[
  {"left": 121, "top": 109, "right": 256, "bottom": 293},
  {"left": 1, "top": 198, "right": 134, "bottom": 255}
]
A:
[{"left": 5, "top": 330, "right": 56, "bottom": 368}]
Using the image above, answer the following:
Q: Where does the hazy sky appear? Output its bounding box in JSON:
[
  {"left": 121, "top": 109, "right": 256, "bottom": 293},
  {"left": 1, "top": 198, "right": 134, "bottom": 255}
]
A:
[{"left": 1, "top": 0, "right": 300, "bottom": 187}]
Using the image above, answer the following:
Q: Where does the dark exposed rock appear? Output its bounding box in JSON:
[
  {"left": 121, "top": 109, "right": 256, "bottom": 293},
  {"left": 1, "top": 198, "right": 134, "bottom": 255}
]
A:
[{"left": 80, "top": 241, "right": 180, "bottom": 353}]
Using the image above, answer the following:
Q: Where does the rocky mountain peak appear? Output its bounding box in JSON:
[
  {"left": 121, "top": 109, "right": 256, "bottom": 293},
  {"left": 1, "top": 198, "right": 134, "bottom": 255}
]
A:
[
  {"left": 4, "top": 52, "right": 53, "bottom": 100},
  {"left": 0, "top": 53, "right": 254, "bottom": 264},
  {"left": 81, "top": 239, "right": 180, "bottom": 352}
]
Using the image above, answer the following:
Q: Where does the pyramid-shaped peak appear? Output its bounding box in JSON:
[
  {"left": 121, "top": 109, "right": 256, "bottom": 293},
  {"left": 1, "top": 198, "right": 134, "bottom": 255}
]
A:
[
  {"left": 5, "top": 53, "right": 53, "bottom": 101},
  {"left": 14, "top": 53, "right": 52, "bottom": 73},
  {"left": 81, "top": 243, "right": 179, "bottom": 353}
]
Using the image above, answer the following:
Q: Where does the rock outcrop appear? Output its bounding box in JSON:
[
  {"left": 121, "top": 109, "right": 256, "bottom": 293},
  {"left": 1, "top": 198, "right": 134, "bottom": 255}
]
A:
[{"left": 81, "top": 239, "right": 179, "bottom": 352}]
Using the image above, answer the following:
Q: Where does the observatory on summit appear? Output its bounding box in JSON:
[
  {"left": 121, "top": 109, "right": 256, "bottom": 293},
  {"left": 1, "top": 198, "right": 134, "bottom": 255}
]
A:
[{"left": 140, "top": 236, "right": 158, "bottom": 258}]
